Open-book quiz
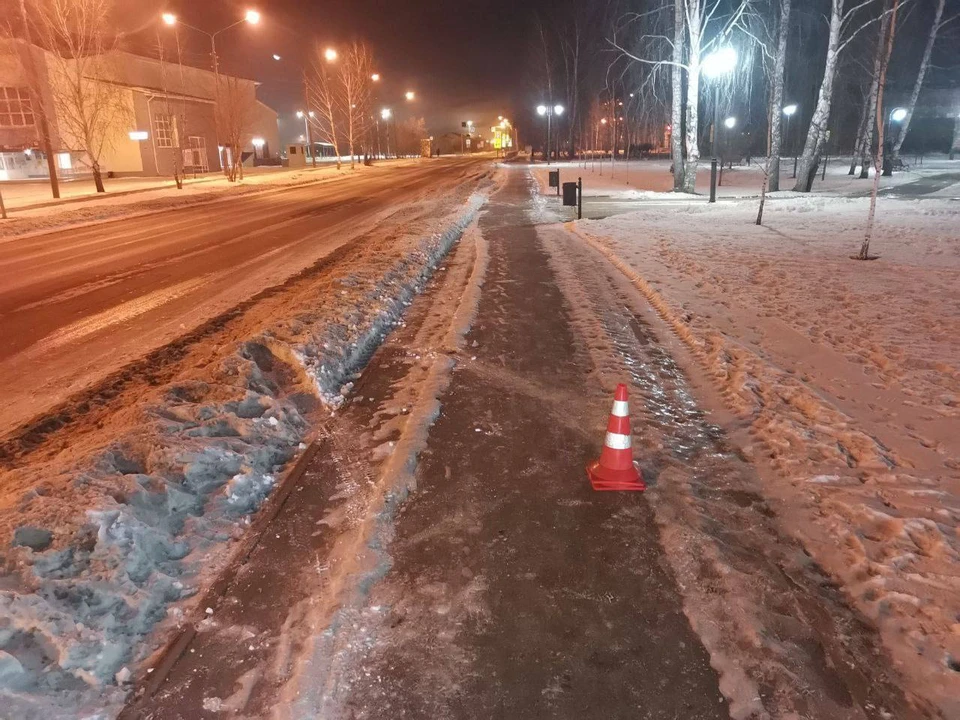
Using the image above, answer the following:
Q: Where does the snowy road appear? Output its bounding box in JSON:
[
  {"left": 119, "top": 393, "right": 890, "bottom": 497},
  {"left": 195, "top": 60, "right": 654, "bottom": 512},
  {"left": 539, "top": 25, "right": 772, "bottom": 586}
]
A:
[{"left": 0, "top": 157, "right": 488, "bottom": 442}]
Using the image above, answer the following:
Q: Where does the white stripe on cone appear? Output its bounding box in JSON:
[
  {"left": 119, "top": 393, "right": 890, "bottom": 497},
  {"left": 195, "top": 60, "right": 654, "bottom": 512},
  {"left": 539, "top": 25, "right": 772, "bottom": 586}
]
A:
[
  {"left": 611, "top": 400, "right": 629, "bottom": 417},
  {"left": 604, "top": 432, "right": 632, "bottom": 450}
]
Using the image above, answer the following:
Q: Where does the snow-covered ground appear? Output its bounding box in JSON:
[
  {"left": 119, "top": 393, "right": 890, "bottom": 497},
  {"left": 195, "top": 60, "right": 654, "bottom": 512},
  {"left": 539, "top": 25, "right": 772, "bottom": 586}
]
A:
[
  {"left": 0, "top": 172, "right": 496, "bottom": 718},
  {"left": 549, "top": 166, "right": 960, "bottom": 715},
  {"left": 532, "top": 155, "right": 960, "bottom": 200}
]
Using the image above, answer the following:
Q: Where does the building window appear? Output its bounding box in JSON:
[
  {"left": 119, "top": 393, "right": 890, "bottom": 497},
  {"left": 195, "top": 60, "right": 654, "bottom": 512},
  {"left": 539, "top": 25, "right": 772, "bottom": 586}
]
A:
[
  {"left": 0, "top": 87, "right": 34, "bottom": 128},
  {"left": 154, "top": 114, "right": 176, "bottom": 148}
]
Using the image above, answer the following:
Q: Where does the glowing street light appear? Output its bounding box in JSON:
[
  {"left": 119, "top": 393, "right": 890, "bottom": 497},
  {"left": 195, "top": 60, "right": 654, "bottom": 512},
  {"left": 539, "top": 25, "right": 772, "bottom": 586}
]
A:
[
  {"left": 724, "top": 116, "right": 736, "bottom": 129},
  {"left": 381, "top": 108, "right": 392, "bottom": 120},
  {"left": 297, "top": 110, "right": 316, "bottom": 168},
  {"left": 535, "top": 103, "right": 565, "bottom": 160},
  {"left": 371, "top": 73, "right": 381, "bottom": 82},
  {"left": 702, "top": 46, "right": 738, "bottom": 78},
  {"left": 272, "top": 54, "right": 281, "bottom": 61},
  {"left": 783, "top": 104, "right": 798, "bottom": 117},
  {"left": 782, "top": 103, "right": 799, "bottom": 177},
  {"left": 324, "top": 47, "right": 338, "bottom": 62},
  {"left": 702, "top": 46, "right": 738, "bottom": 202},
  {"left": 160, "top": 9, "right": 262, "bottom": 175},
  {"left": 890, "top": 107, "right": 908, "bottom": 122},
  {"left": 405, "top": 91, "right": 416, "bottom": 101}
]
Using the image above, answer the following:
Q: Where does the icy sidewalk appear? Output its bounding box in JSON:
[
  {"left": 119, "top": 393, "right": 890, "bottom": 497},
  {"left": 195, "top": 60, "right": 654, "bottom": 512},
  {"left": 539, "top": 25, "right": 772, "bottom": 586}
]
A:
[
  {"left": 0, "top": 180, "right": 490, "bottom": 719},
  {"left": 315, "top": 169, "right": 732, "bottom": 719}
]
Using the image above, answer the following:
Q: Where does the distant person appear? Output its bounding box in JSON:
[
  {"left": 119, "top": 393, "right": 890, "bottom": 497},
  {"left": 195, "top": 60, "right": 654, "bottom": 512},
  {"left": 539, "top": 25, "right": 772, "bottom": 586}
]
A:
[{"left": 436, "top": 147, "right": 441, "bottom": 157}]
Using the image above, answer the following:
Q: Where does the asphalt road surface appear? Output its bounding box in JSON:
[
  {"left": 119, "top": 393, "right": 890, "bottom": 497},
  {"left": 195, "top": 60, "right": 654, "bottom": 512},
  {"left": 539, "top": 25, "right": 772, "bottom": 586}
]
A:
[{"left": 0, "top": 156, "right": 487, "bottom": 440}]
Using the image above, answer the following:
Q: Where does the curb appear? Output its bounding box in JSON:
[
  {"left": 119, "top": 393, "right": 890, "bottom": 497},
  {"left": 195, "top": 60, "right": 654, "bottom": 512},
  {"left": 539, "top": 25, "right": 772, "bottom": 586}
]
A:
[{"left": 117, "top": 436, "right": 324, "bottom": 717}]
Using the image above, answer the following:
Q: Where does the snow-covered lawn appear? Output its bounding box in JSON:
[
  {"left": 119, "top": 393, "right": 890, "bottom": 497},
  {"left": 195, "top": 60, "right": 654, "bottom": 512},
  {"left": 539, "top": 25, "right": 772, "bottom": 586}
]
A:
[
  {"left": 532, "top": 155, "right": 960, "bottom": 199},
  {"left": 567, "top": 186, "right": 960, "bottom": 715}
]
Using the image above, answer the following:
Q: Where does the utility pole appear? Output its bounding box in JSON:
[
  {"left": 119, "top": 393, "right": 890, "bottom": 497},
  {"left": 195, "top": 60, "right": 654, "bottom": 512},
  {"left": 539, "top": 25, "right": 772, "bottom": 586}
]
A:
[{"left": 18, "top": 0, "right": 60, "bottom": 199}]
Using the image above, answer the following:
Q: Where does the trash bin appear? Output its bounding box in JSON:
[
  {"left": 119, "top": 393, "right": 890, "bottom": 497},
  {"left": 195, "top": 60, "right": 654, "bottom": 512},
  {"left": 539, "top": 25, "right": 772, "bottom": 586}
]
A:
[{"left": 562, "top": 181, "right": 578, "bottom": 207}]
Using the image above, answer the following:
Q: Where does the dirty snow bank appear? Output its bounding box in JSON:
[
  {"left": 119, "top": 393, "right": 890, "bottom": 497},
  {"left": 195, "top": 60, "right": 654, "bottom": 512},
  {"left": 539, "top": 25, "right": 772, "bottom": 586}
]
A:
[
  {"left": 570, "top": 192, "right": 960, "bottom": 716},
  {"left": 0, "top": 189, "right": 489, "bottom": 720}
]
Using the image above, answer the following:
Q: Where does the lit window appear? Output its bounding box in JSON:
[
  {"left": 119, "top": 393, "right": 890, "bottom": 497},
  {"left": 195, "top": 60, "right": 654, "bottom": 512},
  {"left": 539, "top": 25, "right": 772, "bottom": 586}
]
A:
[
  {"left": 154, "top": 114, "right": 177, "bottom": 148},
  {"left": 0, "top": 87, "right": 34, "bottom": 127}
]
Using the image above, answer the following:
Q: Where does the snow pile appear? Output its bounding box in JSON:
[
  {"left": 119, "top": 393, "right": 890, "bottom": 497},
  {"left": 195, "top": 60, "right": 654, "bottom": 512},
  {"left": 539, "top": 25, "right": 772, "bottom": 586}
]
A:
[
  {"left": 293, "top": 192, "right": 487, "bottom": 407},
  {"left": 0, "top": 189, "right": 490, "bottom": 719},
  {"left": 569, "top": 189, "right": 960, "bottom": 715}
]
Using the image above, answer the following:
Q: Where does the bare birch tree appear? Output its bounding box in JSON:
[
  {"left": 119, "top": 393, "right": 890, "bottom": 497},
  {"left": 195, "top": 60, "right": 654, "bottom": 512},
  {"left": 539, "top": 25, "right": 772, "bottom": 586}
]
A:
[
  {"left": 857, "top": 9, "right": 891, "bottom": 179},
  {"left": 891, "top": 0, "right": 946, "bottom": 161},
  {"left": 339, "top": 41, "right": 374, "bottom": 169},
  {"left": 792, "top": 0, "right": 890, "bottom": 192},
  {"left": 305, "top": 42, "right": 342, "bottom": 170},
  {"left": 859, "top": 0, "right": 901, "bottom": 260},
  {"left": 671, "top": 0, "right": 686, "bottom": 190},
  {"left": 216, "top": 75, "right": 257, "bottom": 182},
  {"left": 767, "top": 0, "right": 791, "bottom": 192},
  {"left": 614, "top": 0, "right": 750, "bottom": 194},
  {"left": 31, "top": 0, "right": 130, "bottom": 193}
]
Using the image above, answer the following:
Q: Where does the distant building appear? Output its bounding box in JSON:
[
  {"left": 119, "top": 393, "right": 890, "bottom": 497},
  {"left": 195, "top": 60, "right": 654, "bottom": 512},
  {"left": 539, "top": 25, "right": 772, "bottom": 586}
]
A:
[{"left": 0, "top": 39, "right": 279, "bottom": 181}]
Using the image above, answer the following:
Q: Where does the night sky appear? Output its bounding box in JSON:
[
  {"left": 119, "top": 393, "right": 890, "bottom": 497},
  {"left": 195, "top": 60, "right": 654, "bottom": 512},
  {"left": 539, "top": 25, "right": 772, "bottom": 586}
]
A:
[{"left": 119, "top": 0, "right": 550, "bottom": 146}]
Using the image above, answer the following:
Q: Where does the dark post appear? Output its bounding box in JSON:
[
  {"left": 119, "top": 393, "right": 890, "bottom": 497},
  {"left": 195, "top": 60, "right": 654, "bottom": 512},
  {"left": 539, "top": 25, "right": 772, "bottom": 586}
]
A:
[
  {"left": 557, "top": 169, "right": 560, "bottom": 196},
  {"left": 578, "top": 177, "right": 582, "bottom": 220},
  {"left": 709, "top": 84, "right": 720, "bottom": 203}
]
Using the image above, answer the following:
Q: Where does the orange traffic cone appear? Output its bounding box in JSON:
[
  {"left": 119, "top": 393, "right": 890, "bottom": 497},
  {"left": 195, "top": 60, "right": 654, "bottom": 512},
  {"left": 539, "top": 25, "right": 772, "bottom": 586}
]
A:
[{"left": 587, "top": 384, "right": 645, "bottom": 492}]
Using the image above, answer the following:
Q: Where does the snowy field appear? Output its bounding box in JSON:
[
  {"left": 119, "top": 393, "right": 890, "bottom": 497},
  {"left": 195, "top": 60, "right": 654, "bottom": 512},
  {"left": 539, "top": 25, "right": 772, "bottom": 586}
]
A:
[
  {"left": 533, "top": 155, "right": 960, "bottom": 199},
  {"left": 540, "top": 158, "right": 960, "bottom": 714}
]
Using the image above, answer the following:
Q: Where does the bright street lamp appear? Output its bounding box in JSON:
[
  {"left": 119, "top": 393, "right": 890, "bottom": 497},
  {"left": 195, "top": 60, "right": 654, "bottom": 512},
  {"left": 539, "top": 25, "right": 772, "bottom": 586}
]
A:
[
  {"left": 890, "top": 107, "right": 908, "bottom": 122},
  {"left": 297, "top": 110, "right": 316, "bottom": 167},
  {"left": 724, "top": 116, "right": 736, "bottom": 129},
  {"left": 381, "top": 108, "right": 392, "bottom": 120},
  {"left": 324, "top": 47, "right": 338, "bottom": 62},
  {"left": 535, "top": 103, "right": 565, "bottom": 160},
  {"left": 160, "top": 9, "right": 262, "bottom": 175},
  {"left": 702, "top": 46, "right": 738, "bottom": 78},
  {"left": 783, "top": 104, "right": 798, "bottom": 117},
  {"left": 405, "top": 91, "right": 416, "bottom": 101},
  {"left": 371, "top": 73, "right": 380, "bottom": 82},
  {"left": 272, "top": 54, "right": 281, "bottom": 61},
  {"left": 702, "top": 46, "right": 738, "bottom": 203}
]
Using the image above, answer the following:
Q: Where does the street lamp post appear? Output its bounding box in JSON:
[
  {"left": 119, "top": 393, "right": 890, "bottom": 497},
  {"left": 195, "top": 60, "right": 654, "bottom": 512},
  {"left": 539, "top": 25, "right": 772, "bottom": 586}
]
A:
[
  {"left": 884, "top": 107, "right": 908, "bottom": 176},
  {"left": 296, "top": 111, "right": 316, "bottom": 167},
  {"left": 381, "top": 108, "right": 392, "bottom": 158},
  {"left": 536, "top": 104, "right": 564, "bottom": 162},
  {"left": 161, "top": 9, "right": 261, "bottom": 174},
  {"left": 782, "top": 103, "right": 798, "bottom": 178},
  {"left": 703, "top": 46, "right": 737, "bottom": 203}
]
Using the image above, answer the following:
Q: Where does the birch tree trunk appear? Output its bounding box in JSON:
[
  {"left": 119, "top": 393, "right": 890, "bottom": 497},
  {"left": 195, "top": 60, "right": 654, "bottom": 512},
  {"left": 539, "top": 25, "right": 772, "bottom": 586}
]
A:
[
  {"left": 671, "top": 0, "right": 685, "bottom": 191},
  {"left": 849, "top": 98, "right": 870, "bottom": 175},
  {"left": 859, "top": 15, "right": 888, "bottom": 180},
  {"left": 859, "top": 0, "right": 900, "bottom": 260},
  {"left": 681, "top": 0, "right": 702, "bottom": 194},
  {"left": 891, "top": 0, "right": 945, "bottom": 160},
  {"left": 767, "top": 0, "right": 791, "bottom": 192},
  {"left": 793, "top": 0, "right": 843, "bottom": 192}
]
